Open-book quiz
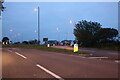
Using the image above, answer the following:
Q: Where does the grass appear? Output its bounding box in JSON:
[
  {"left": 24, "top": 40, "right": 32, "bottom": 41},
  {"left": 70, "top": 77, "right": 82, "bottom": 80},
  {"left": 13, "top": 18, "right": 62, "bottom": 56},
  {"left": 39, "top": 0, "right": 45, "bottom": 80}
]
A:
[{"left": 2, "top": 44, "right": 90, "bottom": 55}]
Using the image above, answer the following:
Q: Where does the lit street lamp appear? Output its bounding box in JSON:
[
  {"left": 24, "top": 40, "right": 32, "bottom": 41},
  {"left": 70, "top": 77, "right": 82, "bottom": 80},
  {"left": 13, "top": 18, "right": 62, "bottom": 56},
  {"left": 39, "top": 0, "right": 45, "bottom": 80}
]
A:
[
  {"left": 34, "top": 30, "right": 37, "bottom": 39},
  {"left": 66, "top": 20, "right": 73, "bottom": 40},
  {"left": 70, "top": 20, "right": 73, "bottom": 24},
  {"left": 9, "top": 29, "right": 13, "bottom": 32},
  {"left": 56, "top": 27, "right": 60, "bottom": 41},
  {"left": 9, "top": 29, "right": 13, "bottom": 41}
]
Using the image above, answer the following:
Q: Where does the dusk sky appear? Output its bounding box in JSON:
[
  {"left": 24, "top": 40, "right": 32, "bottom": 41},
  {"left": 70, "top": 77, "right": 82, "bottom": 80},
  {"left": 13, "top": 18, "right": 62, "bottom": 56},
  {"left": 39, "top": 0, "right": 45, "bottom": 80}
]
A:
[{"left": 2, "top": 2, "right": 118, "bottom": 43}]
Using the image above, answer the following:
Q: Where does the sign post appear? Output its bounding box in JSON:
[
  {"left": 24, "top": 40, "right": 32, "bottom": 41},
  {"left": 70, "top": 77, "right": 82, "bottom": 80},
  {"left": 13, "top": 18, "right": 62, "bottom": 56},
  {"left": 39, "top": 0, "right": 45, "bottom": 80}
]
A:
[{"left": 74, "top": 44, "right": 78, "bottom": 52}]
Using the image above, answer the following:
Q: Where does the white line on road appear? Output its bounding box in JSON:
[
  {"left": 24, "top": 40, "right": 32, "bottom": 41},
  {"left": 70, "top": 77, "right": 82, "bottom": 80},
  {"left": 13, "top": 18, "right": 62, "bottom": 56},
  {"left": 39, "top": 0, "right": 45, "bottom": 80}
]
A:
[
  {"left": 88, "top": 57, "right": 108, "bottom": 59},
  {"left": 8, "top": 50, "right": 12, "bottom": 52},
  {"left": 79, "top": 50, "right": 96, "bottom": 53},
  {"left": 36, "top": 64, "right": 64, "bottom": 80},
  {"left": 115, "top": 60, "right": 120, "bottom": 63},
  {"left": 15, "top": 52, "right": 27, "bottom": 59}
]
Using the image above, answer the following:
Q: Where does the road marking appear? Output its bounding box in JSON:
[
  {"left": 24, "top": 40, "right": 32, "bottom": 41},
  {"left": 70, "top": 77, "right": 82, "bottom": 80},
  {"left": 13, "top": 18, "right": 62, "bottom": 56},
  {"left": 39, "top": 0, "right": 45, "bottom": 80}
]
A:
[
  {"left": 88, "top": 57, "right": 108, "bottom": 59},
  {"left": 79, "top": 50, "right": 96, "bottom": 53},
  {"left": 15, "top": 52, "right": 27, "bottom": 59},
  {"left": 81, "top": 57, "right": 86, "bottom": 58},
  {"left": 36, "top": 64, "right": 64, "bottom": 80},
  {"left": 115, "top": 60, "right": 120, "bottom": 63},
  {"left": 8, "top": 50, "right": 12, "bottom": 52}
]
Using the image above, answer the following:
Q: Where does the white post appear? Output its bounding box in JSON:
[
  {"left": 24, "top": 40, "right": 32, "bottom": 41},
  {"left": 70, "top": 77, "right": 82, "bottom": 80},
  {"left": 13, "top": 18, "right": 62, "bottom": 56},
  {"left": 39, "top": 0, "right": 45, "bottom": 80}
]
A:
[
  {"left": 47, "top": 44, "right": 50, "bottom": 47},
  {"left": 74, "top": 43, "right": 78, "bottom": 52}
]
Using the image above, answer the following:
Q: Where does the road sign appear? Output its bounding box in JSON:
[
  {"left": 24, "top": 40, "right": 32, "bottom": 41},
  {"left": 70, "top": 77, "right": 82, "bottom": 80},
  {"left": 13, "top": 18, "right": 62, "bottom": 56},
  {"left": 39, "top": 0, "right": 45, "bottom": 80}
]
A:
[{"left": 74, "top": 44, "right": 78, "bottom": 52}]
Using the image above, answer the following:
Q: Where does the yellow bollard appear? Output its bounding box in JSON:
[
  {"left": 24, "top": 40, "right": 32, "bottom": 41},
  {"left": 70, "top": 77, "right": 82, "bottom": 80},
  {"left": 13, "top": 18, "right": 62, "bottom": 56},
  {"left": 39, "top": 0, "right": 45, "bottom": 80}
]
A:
[
  {"left": 74, "top": 44, "right": 78, "bottom": 52},
  {"left": 47, "top": 44, "right": 50, "bottom": 47},
  {"left": 53, "top": 44, "right": 55, "bottom": 46}
]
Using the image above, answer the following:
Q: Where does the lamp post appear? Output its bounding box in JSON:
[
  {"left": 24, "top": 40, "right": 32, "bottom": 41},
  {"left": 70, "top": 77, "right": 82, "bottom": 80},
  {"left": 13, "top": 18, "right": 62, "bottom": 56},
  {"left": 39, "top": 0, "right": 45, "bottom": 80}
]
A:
[
  {"left": 9, "top": 29, "right": 13, "bottom": 42},
  {"left": 67, "top": 20, "right": 73, "bottom": 40},
  {"left": 56, "top": 27, "right": 60, "bottom": 41},
  {"left": 34, "top": 7, "right": 40, "bottom": 45}
]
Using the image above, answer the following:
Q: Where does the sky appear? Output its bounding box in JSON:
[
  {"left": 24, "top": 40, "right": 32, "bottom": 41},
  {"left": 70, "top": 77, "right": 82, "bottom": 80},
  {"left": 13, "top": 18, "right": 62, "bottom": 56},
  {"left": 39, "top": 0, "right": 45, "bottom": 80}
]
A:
[{"left": 2, "top": 2, "right": 118, "bottom": 43}]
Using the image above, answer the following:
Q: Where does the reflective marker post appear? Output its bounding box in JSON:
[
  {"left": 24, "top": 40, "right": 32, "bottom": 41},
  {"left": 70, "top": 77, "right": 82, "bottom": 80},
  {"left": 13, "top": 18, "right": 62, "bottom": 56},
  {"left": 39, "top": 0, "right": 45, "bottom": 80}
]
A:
[
  {"left": 53, "top": 44, "right": 55, "bottom": 46},
  {"left": 74, "top": 44, "right": 78, "bottom": 52},
  {"left": 47, "top": 44, "right": 50, "bottom": 47}
]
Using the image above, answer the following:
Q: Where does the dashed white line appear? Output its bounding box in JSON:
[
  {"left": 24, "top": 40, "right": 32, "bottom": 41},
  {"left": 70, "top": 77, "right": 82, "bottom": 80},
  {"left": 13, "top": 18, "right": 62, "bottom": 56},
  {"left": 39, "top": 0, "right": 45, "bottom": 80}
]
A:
[
  {"left": 115, "top": 60, "right": 120, "bottom": 63},
  {"left": 81, "top": 56, "right": 86, "bottom": 58},
  {"left": 8, "top": 50, "right": 12, "bottom": 52},
  {"left": 88, "top": 57, "right": 108, "bottom": 59},
  {"left": 36, "top": 64, "right": 64, "bottom": 80},
  {"left": 15, "top": 52, "right": 27, "bottom": 59}
]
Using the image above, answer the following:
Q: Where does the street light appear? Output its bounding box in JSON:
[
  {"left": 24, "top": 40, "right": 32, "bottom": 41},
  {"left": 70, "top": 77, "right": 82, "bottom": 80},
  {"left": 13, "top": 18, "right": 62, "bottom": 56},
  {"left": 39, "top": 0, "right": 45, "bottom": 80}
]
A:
[
  {"left": 34, "top": 30, "right": 37, "bottom": 39},
  {"left": 70, "top": 20, "right": 73, "bottom": 24},
  {"left": 9, "top": 29, "right": 13, "bottom": 41},
  {"left": 17, "top": 33, "right": 21, "bottom": 42},
  {"left": 56, "top": 27, "right": 60, "bottom": 41},
  {"left": 34, "top": 7, "right": 40, "bottom": 45},
  {"left": 9, "top": 29, "right": 13, "bottom": 32},
  {"left": 66, "top": 20, "right": 73, "bottom": 40}
]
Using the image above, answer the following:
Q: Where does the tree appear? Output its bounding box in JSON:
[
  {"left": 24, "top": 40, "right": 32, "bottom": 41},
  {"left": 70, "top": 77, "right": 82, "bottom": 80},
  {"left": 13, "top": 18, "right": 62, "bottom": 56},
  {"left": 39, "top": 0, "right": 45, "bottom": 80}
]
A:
[
  {"left": 0, "top": 0, "right": 5, "bottom": 12},
  {"left": 73, "top": 20, "right": 119, "bottom": 47},
  {"left": 73, "top": 20, "right": 102, "bottom": 46},
  {"left": 2, "top": 37, "right": 9, "bottom": 42},
  {"left": 96, "top": 28, "right": 118, "bottom": 42},
  {"left": 2, "top": 37, "right": 9, "bottom": 44}
]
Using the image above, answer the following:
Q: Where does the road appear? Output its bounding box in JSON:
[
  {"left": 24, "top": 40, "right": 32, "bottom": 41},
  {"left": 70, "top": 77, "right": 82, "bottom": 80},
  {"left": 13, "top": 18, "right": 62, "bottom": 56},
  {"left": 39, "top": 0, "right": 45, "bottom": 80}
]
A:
[
  {"left": 2, "top": 48, "right": 119, "bottom": 79},
  {"left": 52, "top": 46, "right": 120, "bottom": 61}
]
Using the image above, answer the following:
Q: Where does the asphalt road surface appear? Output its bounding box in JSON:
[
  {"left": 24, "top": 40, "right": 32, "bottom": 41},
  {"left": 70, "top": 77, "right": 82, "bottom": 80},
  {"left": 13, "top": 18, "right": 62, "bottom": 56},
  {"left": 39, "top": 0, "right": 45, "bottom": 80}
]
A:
[
  {"left": 52, "top": 46, "right": 120, "bottom": 61},
  {"left": 2, "top": 48, "right": 119, "bottom": 79},
  {"left": 78, "top": 48, "right": 120, "bottom": 61}
]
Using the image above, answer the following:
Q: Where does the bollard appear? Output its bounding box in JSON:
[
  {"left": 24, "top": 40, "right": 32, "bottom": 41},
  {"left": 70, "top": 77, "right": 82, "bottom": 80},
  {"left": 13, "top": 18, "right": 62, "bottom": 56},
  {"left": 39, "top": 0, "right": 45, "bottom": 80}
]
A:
[
  {"left": 53, "top": 44, "right": 55, "bottom": 46},
  {"left": 74, "top": 44, "right": 78, "bottom": 52},
  {"left": 47, "top": 44, "right": 50, "bottom": 47}
]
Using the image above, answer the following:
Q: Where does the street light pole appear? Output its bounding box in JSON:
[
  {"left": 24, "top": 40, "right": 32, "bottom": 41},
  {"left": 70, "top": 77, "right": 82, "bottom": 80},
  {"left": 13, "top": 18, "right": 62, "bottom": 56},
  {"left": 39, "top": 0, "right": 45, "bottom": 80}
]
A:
[
  {"left": 35, "top": 7, "right": 40, "bottom": 45},
  {"left": 37, "top": 6, "right": 40, "bottom": 45},
  {"left": 34, "top": 7, "right": 40, "bottom": 45}
]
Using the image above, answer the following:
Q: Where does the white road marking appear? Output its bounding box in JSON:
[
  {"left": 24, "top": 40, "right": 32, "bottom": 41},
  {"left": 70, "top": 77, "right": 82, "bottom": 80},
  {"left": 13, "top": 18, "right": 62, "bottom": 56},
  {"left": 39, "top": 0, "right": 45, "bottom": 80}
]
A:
[
  {"left": 88, "top": 57, "right": 108, "bottom": 59},
  {"left": 36, "top": 64, "right": 64, "bottom": 80},
  {"left": 8, "top": 50, "right": 12, "bottom": 52},
  {"left": 81, "top": 57, "right": 86, "bottom": 58},
  {"left": 79, "top": 50, "right": 96, "bottom": 53},
  {"left": 115, "top": 60, "right": 120, "bottom": 63},
  {"left": 15, "top": 52, "right": 27, "bottom": 59}
]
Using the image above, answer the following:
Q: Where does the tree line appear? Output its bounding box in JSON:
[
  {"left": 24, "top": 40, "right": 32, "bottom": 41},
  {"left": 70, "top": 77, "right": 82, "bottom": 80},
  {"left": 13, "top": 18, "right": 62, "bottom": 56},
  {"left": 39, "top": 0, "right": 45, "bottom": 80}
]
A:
[{"left": 73, "top": 20, "right": 119, "bottom": 47}]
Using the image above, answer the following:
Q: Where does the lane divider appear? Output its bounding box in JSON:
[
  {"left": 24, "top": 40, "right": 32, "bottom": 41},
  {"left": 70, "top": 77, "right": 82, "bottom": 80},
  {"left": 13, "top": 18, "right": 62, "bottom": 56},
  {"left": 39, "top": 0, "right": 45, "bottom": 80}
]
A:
[
  {"left": 115, "top": 60, "right": 120, "bottom": 63},
  {"left": 8, "top": 50, "right": 12, "bottom": 53},
  {"left": 15, "top": 52, "right": 27, "bottom": 59},
  {"left": 88, "top": 57, "right": 108, "bottom": 59},
  {"left": 36, "top": 64, "right": 64, "bottom": 80}
]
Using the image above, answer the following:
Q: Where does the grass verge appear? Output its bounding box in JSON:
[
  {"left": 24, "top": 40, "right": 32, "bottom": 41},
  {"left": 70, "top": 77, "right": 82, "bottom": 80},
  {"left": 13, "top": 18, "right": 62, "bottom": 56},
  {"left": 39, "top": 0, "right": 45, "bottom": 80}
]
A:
[{"left": 2, "top": 44, "right": 90, "bottom": 55}]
